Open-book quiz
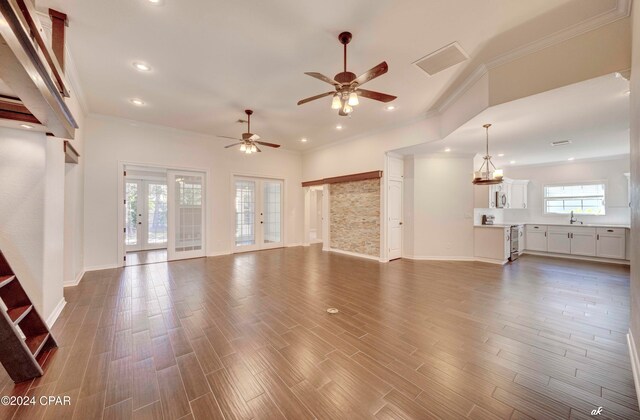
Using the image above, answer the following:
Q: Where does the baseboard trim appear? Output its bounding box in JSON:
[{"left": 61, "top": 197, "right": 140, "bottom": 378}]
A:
[
  {"left": 84, "top": 263, "right": 119, "bottom": 272},
  {"left": 522, "top": 251, "right": 630, "bottom": 265},
  {"left": 474, "top": 257, "right": 509, "bottom": 265},
  {"left": 63, "top": 270, "right": 85, "bottom": 288},
  {"left": 403, "top": 255, "right": 475, "bottom": 262},
  {"left": 207, "top": 251, "right": 232, "bottom": 257},
  {"left": 46, "top": 298, "right": 66, "bottom": 328},
  {"left": 286, "top": 243, "right": 303, "bottom": 248},
  {"left": 628, "top": 329, "right": 640, "bottom": 408},
  {"left": 328, "top": 248, "right": 381, "bottom": 262}
]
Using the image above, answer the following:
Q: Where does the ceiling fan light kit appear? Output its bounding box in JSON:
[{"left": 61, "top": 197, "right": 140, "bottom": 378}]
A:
[
  {"left": 298, "top": 31, "right": 397, "bottom": 116},
  {"left": 473, "top": 124, "right": 504, "bottom": 185},
  {"left": 219, "top": 110, "right": 281, "bottom": 154}
]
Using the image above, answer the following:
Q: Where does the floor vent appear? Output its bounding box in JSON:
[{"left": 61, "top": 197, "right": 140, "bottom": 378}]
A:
[
  {"left": 413, "top": 42, "right": 469, "bottom": 76},
  {"left": 551, "top": 140, "right": 572, "bottom": 147}
]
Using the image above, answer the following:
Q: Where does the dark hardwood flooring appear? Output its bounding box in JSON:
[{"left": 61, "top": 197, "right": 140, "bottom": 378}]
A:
[
  {"left": 0, "top": 245, "right": 637, "bottom": 419},
  {"left": 126, "top": 250, "right": 168, "bottom": 267}
]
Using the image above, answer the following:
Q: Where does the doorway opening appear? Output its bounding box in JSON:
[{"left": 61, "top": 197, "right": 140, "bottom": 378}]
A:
[
  {"left": 121, "top": 164, "right": 206, "bottom": 266},
  {"left": 233, "top": 176, "right": 284, "bottom": 252},
  {"left": 309, "top": 187, "right": 324, "bottom": 244}
]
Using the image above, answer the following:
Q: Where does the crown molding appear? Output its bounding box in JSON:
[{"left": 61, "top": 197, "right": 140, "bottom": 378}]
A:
[{"left": 486, "top": 0, "right": 631, "bottom": 70}]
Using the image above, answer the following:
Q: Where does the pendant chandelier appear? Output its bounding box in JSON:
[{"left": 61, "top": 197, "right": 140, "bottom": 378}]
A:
[{"left": 472, "top": 124, "right": 503, "bottom": 185}]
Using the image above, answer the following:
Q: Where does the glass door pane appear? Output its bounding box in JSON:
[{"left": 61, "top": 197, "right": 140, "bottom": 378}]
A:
[
  {"left": 235, "top": 180, "right": 256, "bottom": 247},
  {"left": 147, "top": 182, "right": 168, "bottom": 246},
  {"left": 125, "top": 181, "right": 142, "bottom": 251},
  {"left": 263, "top": 181, "right": 282, "bottom": 245},
  {"left": 167, "top": 171, "right": 205, "bottom": 260}
]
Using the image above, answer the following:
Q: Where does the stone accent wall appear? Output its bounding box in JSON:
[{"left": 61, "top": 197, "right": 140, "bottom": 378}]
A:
[{"left": 330, "top": 179, "right": 380, "bottom": 257}]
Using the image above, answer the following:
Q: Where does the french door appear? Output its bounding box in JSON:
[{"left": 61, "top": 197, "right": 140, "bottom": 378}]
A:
[
  {"left": 167, "top": 171, "right": 206, "bottom": 260},
  {"left": 234, "top": 176, "right": 284, "bottom": 252},
  {"left": 125, "top": 180, "right": 168, "bottom": 252}
]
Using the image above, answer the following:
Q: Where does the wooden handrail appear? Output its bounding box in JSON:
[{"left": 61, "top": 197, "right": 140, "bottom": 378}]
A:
[{"left": 14, "top": 0, "right": 69, "bottom": 97}]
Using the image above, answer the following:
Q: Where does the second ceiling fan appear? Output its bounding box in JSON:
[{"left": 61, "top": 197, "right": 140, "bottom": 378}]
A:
[
  {"left": 298, "top": 31, "right": 397, "bottom": 116},
  {"left": 219, "top": 110, "right": 280, "bottom": 154}
]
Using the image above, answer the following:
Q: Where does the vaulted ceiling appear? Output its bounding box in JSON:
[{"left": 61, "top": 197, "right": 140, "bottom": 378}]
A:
[{"left": 36, "top": 0, "right": 624, "bottom": 150}]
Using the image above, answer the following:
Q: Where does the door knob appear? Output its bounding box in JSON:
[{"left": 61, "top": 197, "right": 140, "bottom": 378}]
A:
[{"left": 399, "top": 222, "right": 403, "bottom": 225}]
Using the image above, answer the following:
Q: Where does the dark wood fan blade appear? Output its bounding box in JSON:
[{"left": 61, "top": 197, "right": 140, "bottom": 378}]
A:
[
  {"left": 224, "top": 142, "right": 243, "bottom": 148},
  {"left": 352, "top": 62, "right": 388, "bottom": 86},
  {"left": 304, "top": 72, "right": 341, "bottom": 86},
  {"left": 255, "top": 145, "right": 262, "bottom": 153},
  {"left": 356, "top": 88, "right": 397, "bottom": 103},
  {"left": 255, "top": 141, "right": 281, "bottom": 148},
  {"left": 218, "top": 135, "right": 242, "bottom": 141},
  {"left": 297, "top": 91, "right": 335, "bottom": 106}
]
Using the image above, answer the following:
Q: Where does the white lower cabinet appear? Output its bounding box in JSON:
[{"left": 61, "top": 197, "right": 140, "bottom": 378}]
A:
[
  {"left": 524, "top": 224, "right": 627, "bottom": 260},
  {"left": 596, "top": 228, "right": 626, "bottom": 259},
  {"left": 525, "top": 225, "right": 547, "bottom": 252},
  {"left": 570, "top": 228, "right": 596, "bottom": 256},
  {"left": 547, "top": 227, "right": 571, "bottom": 254}
]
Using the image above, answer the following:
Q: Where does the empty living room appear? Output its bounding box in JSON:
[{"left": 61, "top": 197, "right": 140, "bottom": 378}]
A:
[{"left": 1, "top": 0, "right": 640, "bottom": 419}]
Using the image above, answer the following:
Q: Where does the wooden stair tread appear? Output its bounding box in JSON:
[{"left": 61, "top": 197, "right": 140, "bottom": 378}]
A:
[
  {"left": 0, "top": 275, "right": 15, "bottom": 288},
  {"left": 7, "top": 305, "right": 32, "bottom": 324},
  {"left": 25, "top": 333, "right": 49, "bottom": 357}
]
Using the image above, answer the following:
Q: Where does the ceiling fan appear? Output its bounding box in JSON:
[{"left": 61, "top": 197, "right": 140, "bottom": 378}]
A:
[
  {"left": 219, "top": 110, "right": 281, "bottom": 154},
  {"left": 297, "top": 31, "right": 397, "bottom": 116}
]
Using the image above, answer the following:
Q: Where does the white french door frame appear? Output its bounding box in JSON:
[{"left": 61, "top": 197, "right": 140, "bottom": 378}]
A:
[
  {"left": 230, "top": 173, "right": 287, "bottom": 253},
  {"left": 167, "top": 170, "right": 207, "bottom": 261},
  {"left": 117, "top": 161, "right": 210, "bottom": 267}
]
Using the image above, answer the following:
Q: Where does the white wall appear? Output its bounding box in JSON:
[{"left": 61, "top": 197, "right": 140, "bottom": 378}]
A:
[
  {"left": 0, "top": 128, "right": 47, "bottom": 314},
  {"left": 404, "top": 154, "right": 475, "bottom": 259},
  {"left": 502, "top": 157, "right": 631, "bottom": 225},
  {"left": 83, "top": 115, "right": 304, "bottom": 269},
  {"left": 0, "top": 128, "right": 68, "bottom": 321}
]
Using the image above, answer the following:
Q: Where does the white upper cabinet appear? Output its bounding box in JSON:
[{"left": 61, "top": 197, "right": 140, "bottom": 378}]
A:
[{"left": 508, "top": 180, "right": 529, "bottom": 209}]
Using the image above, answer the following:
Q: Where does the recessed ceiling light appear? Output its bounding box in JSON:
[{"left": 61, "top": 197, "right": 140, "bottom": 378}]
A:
[
  {"left": 147, "top": 0, "right": 164, "bottom": 4},
  {"left": 336, "top": 124, "right": 343, "bottom": 130},
  {"left": 568, "top": 157, "right": 575, "bottom": 161},
  {"left": 301, "top": 138, "right": 308, "bottom": 143},
  {"left": 20, "top": 124, "right": 33, "bottom": 129},
  {"left": 625, "top": 90, "right": 631, "bottom": 96},
  {"left": 444, "top": 148, "right": 451, "bottom": 152},
  {"left": 130, "top": 98, "right": 145, "bottom": 106},
  {"left": 385, "top": 105, "right": 396, "bottom": 111},
  {"left": 497, "top": 153, "right": 505, "bottom": 157},
  {"left": 133, "top": 62, "right": 152, "bottom": 72},
  {"left": 510, "top": 160, "right": 516, "bottom": 164}
]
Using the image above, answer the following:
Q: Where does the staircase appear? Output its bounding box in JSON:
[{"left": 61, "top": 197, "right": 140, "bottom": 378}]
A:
[{"left": 0, "top": 252, "right": 57, "bottom": 383}]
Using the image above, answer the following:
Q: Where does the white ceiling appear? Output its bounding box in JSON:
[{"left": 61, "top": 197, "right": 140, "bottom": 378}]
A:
[
  {"left": 394, "top": 74, "right": 630, "bottom": 167},
  {"left": 35, "top": 0, "right": 619, "bottom": 150}
]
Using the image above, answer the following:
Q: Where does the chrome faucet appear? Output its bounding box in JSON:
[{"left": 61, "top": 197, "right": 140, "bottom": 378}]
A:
[{"left": 569, "top": 211, "right": 583, "bottom": 225}]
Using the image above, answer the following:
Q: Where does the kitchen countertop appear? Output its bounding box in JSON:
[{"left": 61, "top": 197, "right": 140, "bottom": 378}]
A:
[{"left": 474, "top": 222, "right": 630, "bottom": 229}]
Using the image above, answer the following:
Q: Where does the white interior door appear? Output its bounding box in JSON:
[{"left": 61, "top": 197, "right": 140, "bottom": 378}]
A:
[
  {"left": 167, "top": 171, "right": 205, "bottom": 260},
  {"left": 234, "top": 176, "right": 284, "bottom": 252},
  {"left": 388, "top": 179, "right": 403, "bottom": 260}
]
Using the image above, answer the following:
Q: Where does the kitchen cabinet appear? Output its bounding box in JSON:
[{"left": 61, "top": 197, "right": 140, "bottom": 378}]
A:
[
  {"left": 570, "top": 228, "right": 596, "bottom": 256},
  {"left": 547, "top": 227, "right": 572, "bottom": 254},
  {"left": 596, "top": 227, "right": 626, "bottom": 259},
  {"left": 525, "top": 225, "right": 547, "bottom": 252},
  {"left": 508, "top": 180, "right": 529, "bottom": 209}
]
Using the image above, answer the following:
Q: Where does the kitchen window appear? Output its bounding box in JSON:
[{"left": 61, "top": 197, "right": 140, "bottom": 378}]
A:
[{"left": 543, "top": 182, "right": 606, "bottom": 215}]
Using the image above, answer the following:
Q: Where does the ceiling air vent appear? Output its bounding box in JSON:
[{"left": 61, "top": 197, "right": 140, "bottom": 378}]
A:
[
  {"left": 413, "top": 42, "right": 469, "bottom": 76},
  {"left": 551, "top": 140, "right": 572, "bottom": 147}
]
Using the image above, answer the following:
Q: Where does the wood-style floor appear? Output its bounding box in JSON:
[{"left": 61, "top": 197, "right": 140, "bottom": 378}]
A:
[
  {"left": 0, "top": 245, "right": 637, "bottom": 419},
  {"left": 126, "top": 250, "right": 168, "bottom": 267}
]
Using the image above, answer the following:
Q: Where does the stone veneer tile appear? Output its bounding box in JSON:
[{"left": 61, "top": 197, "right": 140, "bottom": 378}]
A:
[{"left": 330, "top": 178, "right": 380, "bottom": 257}]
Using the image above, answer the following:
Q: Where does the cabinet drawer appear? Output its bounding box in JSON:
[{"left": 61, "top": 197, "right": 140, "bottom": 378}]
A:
[
  {"left": 596, "top": 227, "right": 625, "bottom": 236},
  {"left": 526, "top": 225, "right": 547, "bottom": 232}
]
